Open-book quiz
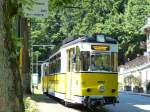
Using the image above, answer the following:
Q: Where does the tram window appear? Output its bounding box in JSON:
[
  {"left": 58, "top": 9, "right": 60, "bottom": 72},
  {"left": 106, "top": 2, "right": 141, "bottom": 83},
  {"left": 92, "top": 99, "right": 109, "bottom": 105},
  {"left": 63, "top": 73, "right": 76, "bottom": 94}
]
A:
[
  {"left": 88, "top": 53, "right": 111, "bottom": 72},
  {"left": 96, "top": 35, "right": 105, "bottom": 42},
  {"left": 49, "top": 59, "right": 52, "bottom": 74},
  {"left": 76, "top": 46, "right": 81, "bottom": 72},
  {"left": 51, "top": 62, "right": 54, "bottom": 73},
  {"left": 149, "top": 34, "right": 150, "bottom": 40},
  {"left": 49, "top": 53, "right": 61, "bottom": 74},
  {"left": 73, "top": 54, "right": 76, "bottom": 63},
  {"left": 49, "top": 63, "right": 51, "bottom": 74},
  {"left": 44, "top": 65, "right": 47, "bottom": 76},
  {"left": 67, "top": 49, "right": 75, "bottom": 72},
  {"left": 56, "top": 59, "right": 61, "bottom": 73},
  {"left": 80, "top": 51, "right": 90, "bottom": 71},
  {"left": 51, "top": 60, "right": 56, "bottom": 74},
  {"left": 88, "top": 52, "right": 118, "bottom": 72},
  {"left": 111, "top": 52, "right": 118, "bottom": 72},
  {"left": 57, "top": 53, "right": 61, "bottom": 73},
  {"left": 53, "top": 56, "right": 56, "bottom": 73}
]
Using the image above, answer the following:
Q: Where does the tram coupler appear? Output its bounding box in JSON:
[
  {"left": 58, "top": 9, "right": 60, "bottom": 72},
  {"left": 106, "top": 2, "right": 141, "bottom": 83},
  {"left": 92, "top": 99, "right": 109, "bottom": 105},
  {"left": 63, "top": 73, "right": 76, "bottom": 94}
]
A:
[{"left": 83, "top": 96, "right": 105, "bottom": 109}]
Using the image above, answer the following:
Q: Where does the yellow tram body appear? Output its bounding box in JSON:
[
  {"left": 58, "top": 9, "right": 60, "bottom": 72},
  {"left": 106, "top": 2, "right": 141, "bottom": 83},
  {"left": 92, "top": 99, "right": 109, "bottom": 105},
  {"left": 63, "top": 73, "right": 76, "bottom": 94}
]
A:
[
  {"left": 42, "top": 34, "right": 118, "bottom": 105},
  {"left": 43, "top": 73, "right": 118, "bottom": 95}
]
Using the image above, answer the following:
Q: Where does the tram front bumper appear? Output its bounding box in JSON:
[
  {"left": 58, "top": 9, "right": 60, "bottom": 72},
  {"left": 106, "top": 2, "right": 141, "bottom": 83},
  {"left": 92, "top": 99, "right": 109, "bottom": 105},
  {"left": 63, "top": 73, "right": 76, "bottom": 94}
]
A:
[{"left": 83, "top": 96, "right": 119, "bottom": 106}]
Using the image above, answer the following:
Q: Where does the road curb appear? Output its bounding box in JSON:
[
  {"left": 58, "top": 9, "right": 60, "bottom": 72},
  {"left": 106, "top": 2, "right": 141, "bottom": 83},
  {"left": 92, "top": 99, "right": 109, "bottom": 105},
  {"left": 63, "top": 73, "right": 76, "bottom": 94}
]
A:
[{"left": 119, "top": 91, "right": 150, "bottom": 97}]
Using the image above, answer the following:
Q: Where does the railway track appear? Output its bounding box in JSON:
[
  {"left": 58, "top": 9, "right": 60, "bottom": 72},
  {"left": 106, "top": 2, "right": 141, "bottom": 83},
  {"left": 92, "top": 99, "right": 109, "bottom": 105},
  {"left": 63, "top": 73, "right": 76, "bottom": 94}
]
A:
[
  {"left": 84, "top": 106, "right": 107, "bottom": 112},
  {"left": 46, "top": 93, "right": 106, "bottom": 112}
]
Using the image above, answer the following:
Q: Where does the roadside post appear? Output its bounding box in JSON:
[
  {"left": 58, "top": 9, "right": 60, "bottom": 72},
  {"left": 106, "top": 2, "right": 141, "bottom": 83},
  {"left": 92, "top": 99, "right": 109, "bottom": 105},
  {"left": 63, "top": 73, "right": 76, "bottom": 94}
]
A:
[{"left": 31, "top": 73, "right": 39, "bottom": 94}]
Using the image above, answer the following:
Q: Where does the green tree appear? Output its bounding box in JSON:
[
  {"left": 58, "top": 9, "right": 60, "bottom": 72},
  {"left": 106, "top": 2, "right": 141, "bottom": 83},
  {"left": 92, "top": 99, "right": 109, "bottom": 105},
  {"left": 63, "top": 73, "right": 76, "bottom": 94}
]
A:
[
  {"left": 31, "top": 0, "right": 150, "bottom": 65},
  {"left": 0, "top": 0, "right": 76, "bottom": 111},
  {"left": 122, "top": 0, "right": 150, "bottom": 61},
  {"left": 0, "top": 0, "right": 24, "bottom": 111}
]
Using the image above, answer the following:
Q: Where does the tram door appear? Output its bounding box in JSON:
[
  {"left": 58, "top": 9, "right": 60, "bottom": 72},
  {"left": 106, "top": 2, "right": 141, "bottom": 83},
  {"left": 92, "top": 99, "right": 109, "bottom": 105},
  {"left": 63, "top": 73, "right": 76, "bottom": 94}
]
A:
[{"left": 66, "top": 48, "right": 74, "bottom": 100}]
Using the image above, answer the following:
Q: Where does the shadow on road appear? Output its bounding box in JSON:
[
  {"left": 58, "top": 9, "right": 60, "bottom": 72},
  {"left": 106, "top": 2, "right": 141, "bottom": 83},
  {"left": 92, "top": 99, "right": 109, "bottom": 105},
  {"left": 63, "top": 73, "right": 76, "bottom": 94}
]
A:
[
  {"left": 30, "top": 93, "right": 58, "bottom": 104},
  {"left": 30, "top": 93, "right": 107, "bottom": 112}
]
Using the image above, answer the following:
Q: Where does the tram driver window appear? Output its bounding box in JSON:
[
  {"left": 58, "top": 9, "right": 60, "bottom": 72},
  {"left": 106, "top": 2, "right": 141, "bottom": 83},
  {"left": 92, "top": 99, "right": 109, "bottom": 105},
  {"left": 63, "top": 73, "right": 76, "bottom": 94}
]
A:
[{"left": 88, "top": 53, "right": 112, "bottom": 72}]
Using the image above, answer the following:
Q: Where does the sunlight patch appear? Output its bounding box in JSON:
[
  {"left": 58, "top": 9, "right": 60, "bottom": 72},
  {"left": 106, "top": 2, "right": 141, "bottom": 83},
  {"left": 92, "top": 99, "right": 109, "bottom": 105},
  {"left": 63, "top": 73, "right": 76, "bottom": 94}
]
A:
[{"left": 134, "top": 105, "right": 150, "bottom": 111}]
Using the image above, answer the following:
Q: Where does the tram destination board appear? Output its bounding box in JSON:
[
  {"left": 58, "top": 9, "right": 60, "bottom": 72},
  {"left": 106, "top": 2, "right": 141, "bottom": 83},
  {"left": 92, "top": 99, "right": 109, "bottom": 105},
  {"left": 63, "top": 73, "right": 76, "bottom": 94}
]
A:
[{"left": 91, "top": 45, "right": 110, "bottom": 51}]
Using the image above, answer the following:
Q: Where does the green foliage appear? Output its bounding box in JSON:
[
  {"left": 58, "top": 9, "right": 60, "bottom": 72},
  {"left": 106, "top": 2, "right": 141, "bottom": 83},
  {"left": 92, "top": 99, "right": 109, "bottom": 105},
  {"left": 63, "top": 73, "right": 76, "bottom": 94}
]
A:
[
  {"left": 31, "top": 0, "right": 150, "bottom": 64},
  {"left": 121, "top": 0, "right": 150, "bottom": 61},
  {"left": 24, "top": 97, "right": 38, "bottom": 112},
  {"left": 12, "top": 17, "right": 22, "bottom": 56}
]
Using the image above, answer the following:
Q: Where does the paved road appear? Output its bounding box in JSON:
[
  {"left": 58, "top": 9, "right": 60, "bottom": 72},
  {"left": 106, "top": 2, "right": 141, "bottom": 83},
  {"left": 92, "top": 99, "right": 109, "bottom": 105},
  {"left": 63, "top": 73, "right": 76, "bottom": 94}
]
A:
[
  {"left": 104, "top": 92, "right": 150, "bottom": 112},
  {"left": 31, "top": 93, "right": 150, "bottom": 112}
]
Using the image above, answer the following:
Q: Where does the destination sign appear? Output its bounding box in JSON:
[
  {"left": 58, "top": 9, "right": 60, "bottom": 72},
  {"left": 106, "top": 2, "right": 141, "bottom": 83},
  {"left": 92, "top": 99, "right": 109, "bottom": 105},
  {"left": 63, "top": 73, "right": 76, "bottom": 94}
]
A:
[
  {"left": 23, "top": 0, "right": 48, "bottom": 18},
  {"left": 91, "top": 45, "right": 109, "bottom": 51}
]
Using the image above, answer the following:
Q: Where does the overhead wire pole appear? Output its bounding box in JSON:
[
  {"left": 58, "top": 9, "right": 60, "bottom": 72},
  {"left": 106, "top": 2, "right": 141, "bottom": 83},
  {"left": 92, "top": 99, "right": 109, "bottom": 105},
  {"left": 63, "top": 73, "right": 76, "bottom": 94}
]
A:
[{"left": 18, "top": 15, "right": 31, "bottom": 94}]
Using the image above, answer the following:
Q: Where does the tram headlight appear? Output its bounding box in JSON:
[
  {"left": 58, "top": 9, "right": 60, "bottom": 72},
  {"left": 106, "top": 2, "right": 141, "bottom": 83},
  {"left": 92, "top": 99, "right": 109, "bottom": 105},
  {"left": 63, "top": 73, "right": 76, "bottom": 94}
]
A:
[{"left": 98, "top": 84, "right": 105, "bottom": 92}]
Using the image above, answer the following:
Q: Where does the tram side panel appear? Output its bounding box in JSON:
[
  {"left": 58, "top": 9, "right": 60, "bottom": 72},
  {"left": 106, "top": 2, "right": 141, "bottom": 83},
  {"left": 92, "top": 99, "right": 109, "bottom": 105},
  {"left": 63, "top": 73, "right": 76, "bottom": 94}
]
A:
[
  {"left": 55, "top": 73, "right": 67, "bottom": 99},
  {"left": 42, "top": 76, "right": 48, "bottom": 93},
  {"left": 42, "top": 71, "right": 118, "bottom": 104},
  {"left": 47, "top": 75, "right": 55, "bottom": 95}
]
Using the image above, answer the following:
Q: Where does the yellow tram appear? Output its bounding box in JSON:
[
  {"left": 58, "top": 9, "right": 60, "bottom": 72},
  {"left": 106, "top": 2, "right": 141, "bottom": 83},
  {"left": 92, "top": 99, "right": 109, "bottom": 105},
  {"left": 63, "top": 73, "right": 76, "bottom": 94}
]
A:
[{"left": 42, "top": 33, "right": 118, "bottom": 106}]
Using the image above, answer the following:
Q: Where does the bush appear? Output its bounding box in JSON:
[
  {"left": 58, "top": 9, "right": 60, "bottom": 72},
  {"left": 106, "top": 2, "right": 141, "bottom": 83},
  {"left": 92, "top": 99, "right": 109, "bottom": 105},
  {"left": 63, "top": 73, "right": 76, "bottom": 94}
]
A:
[{"left": 133, "top": 86, "right": 143, "bottom": 93}]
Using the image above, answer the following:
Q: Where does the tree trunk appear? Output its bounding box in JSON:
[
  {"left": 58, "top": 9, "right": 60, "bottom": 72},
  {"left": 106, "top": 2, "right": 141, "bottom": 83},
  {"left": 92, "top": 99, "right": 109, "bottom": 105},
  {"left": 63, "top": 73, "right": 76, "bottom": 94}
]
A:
[
  {"left": 20, "top": 17, "right": 31, "bottom": 94},
  {"left": 0, "top": 1, "right": 24, "bottom": 112}
]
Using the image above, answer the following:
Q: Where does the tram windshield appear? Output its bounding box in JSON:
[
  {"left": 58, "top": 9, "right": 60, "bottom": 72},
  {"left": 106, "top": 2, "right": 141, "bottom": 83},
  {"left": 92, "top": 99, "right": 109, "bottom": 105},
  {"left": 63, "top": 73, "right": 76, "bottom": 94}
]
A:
[
  {"left": 79, "top": 52, "right": 117, "bottom": 72},
  {"left": 89, "top": 53, "right": 111, "bottom": 72}
]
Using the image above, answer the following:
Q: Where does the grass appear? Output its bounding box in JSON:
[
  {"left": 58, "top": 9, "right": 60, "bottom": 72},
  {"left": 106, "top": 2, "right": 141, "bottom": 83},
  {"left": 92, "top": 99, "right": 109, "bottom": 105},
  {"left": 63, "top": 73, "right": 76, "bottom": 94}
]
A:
[
  {"left": 24, "top": 84, "right": 43, "bottom": 112},
  {"left": 24, "top": 96, "right": 38, "bottom": 112}
]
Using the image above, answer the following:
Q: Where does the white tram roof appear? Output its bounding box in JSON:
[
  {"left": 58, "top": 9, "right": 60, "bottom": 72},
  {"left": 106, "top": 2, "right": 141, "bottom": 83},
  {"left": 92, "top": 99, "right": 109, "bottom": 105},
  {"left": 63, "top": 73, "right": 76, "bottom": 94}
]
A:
[
  {"left": 61, "top": 34, "right": 117, "bottom": 48},
  {"left": 61, "top": 34, "right": 118, "bottom": 52},
  {"left": 48, "top": 34, "right": 118, "bottom": 59}
]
